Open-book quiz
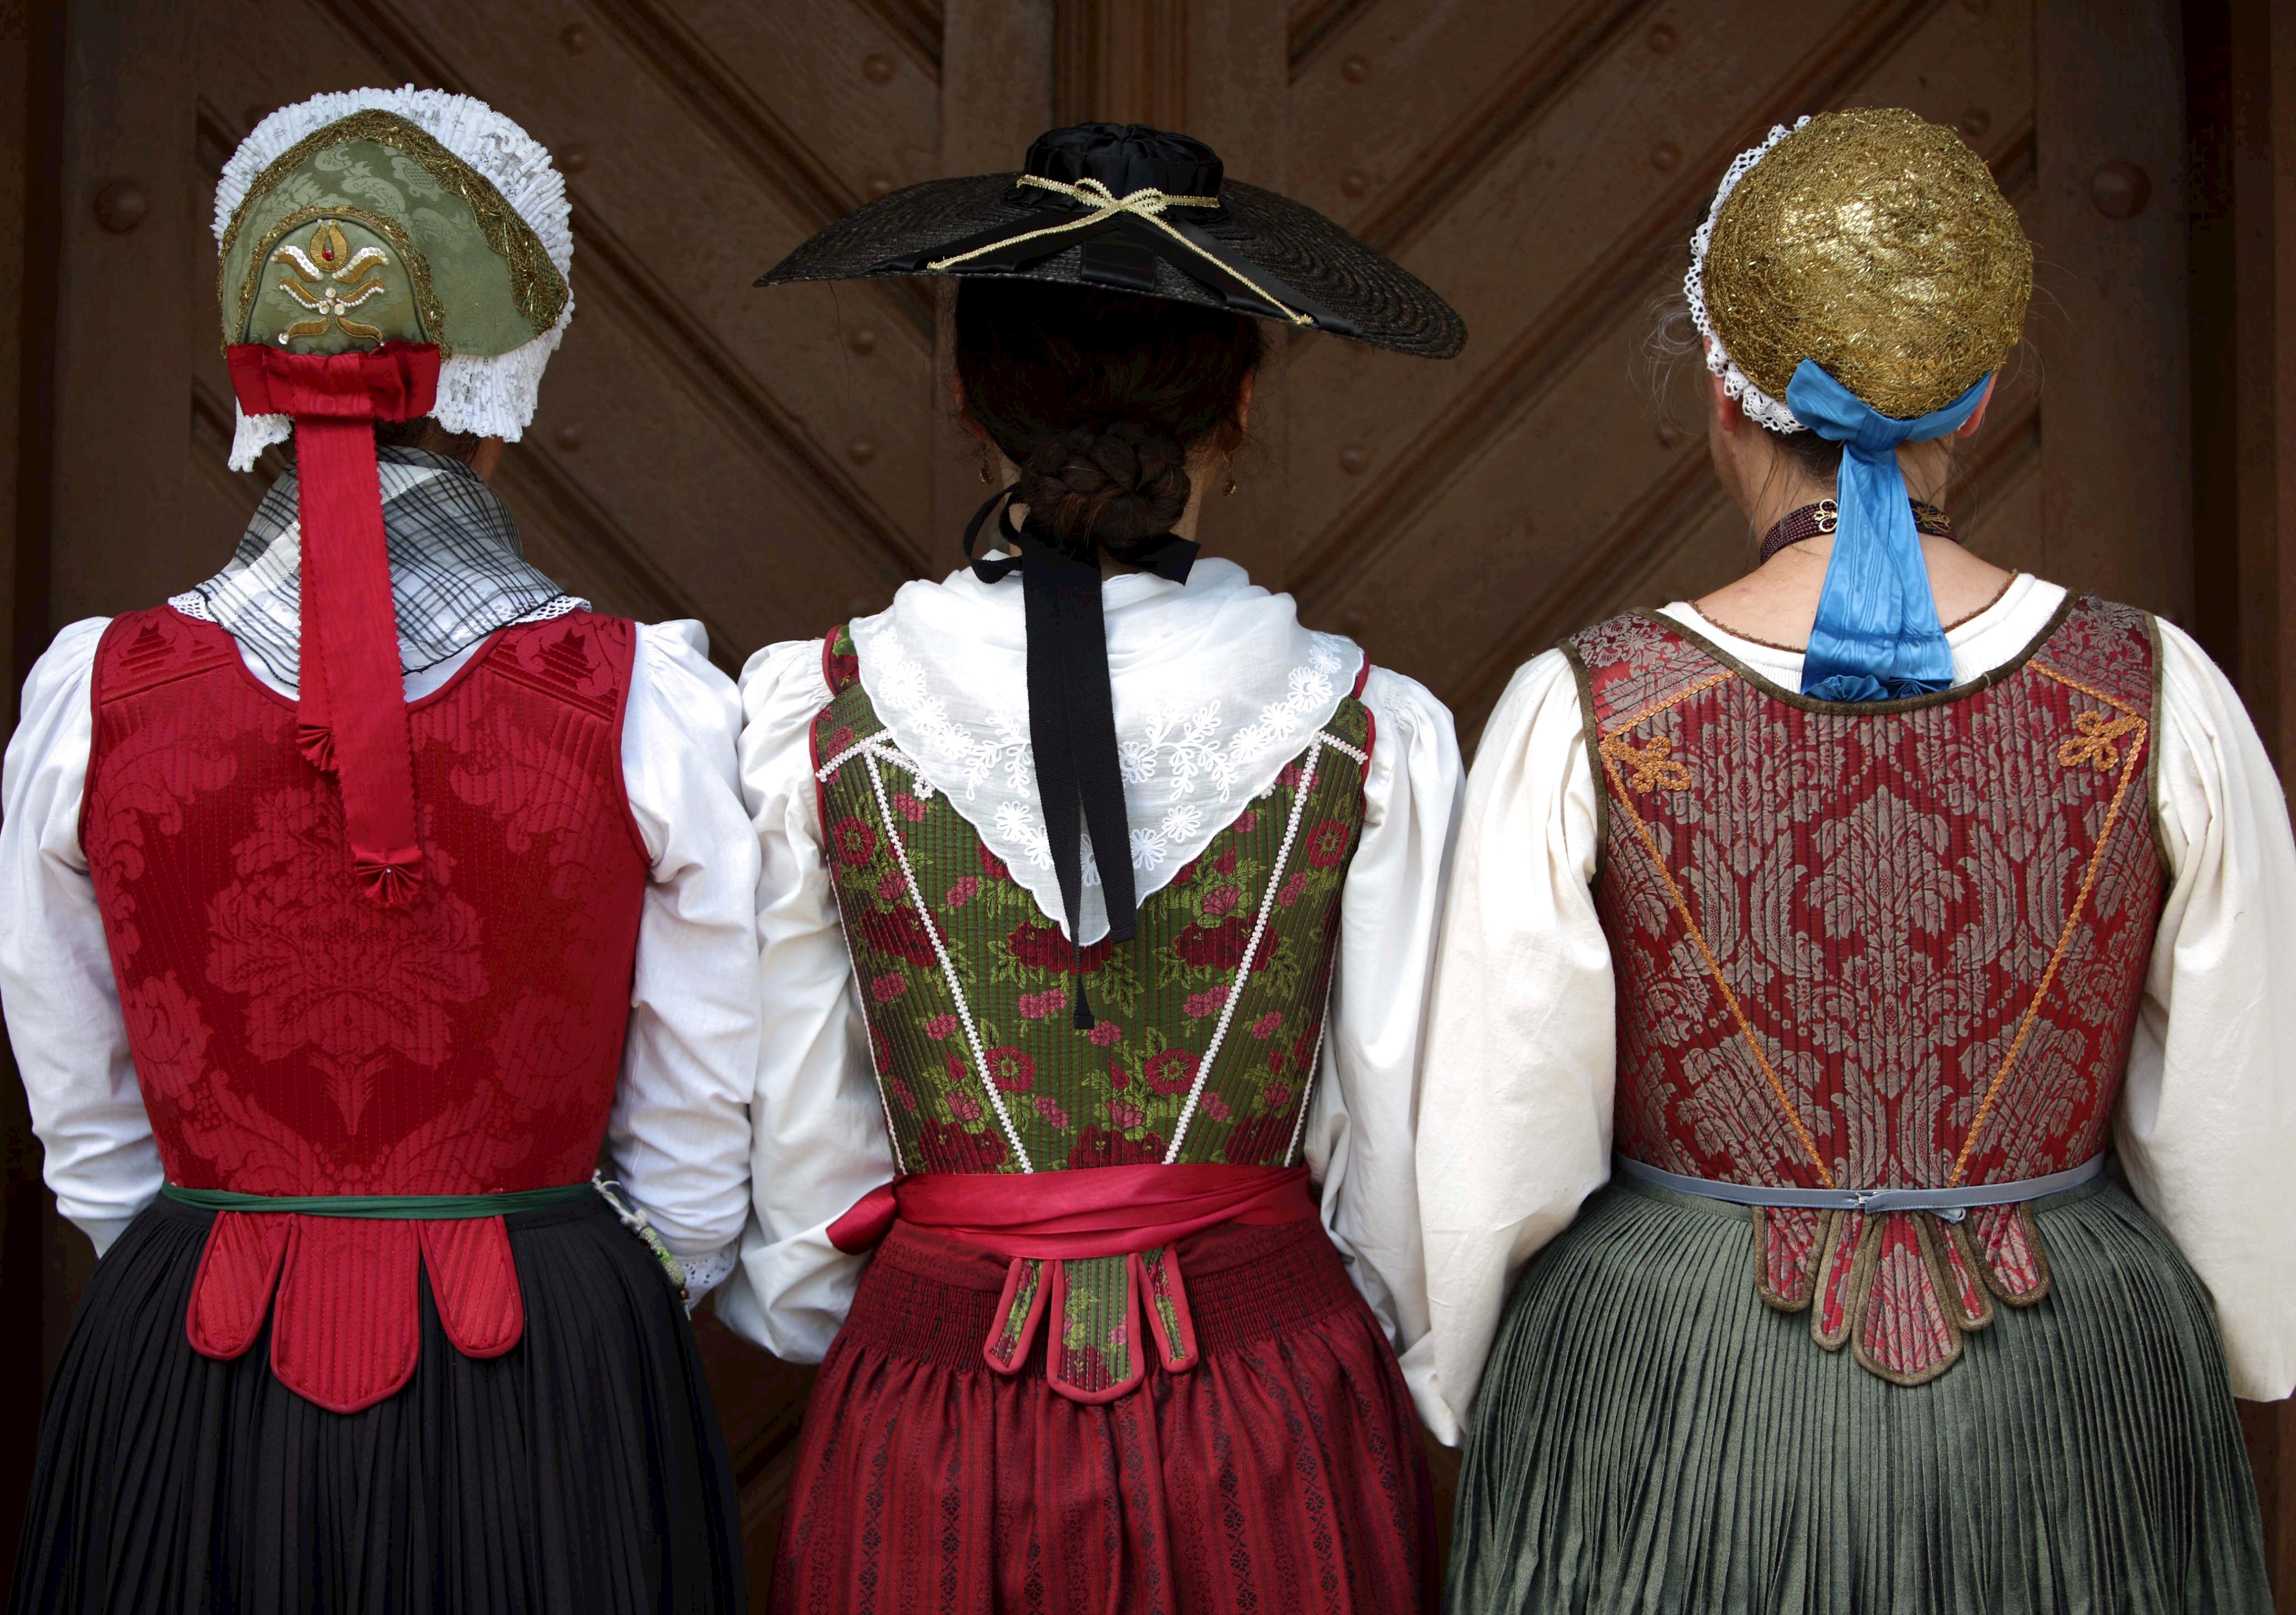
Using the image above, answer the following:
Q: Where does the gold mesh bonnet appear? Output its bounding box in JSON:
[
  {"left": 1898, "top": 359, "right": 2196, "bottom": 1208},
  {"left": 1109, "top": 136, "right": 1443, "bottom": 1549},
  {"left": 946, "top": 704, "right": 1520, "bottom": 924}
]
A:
[{"left": 1696, "top": 108, "right": 2031, "bottom": 422}]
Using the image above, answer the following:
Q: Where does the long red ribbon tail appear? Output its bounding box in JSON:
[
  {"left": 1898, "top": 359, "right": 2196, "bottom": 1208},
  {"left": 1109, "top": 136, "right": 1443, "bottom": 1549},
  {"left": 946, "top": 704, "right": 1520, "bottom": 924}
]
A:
[{"left": 227, "top": 343, "right": 441, "bottom": 908}]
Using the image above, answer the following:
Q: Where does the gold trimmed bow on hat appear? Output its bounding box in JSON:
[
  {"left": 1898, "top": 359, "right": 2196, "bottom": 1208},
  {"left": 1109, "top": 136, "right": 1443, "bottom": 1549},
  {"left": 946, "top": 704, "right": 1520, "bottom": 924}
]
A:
[{"left": 929, "top": 174, "right": 1315, "bottom": 328}]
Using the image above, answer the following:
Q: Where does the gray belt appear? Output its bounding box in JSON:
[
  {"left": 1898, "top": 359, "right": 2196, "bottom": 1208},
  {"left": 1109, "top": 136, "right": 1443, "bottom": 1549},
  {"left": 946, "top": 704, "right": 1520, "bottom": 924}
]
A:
[{"left": 1612, "top": 1154, "right": 2108, "bottom": 1224}]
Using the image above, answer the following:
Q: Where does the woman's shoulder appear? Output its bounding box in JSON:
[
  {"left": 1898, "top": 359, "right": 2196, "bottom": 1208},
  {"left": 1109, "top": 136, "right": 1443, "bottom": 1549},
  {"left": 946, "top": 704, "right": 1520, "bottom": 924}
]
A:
[{"left": 737, "top": 634, "right": 837, "bottom": 726}]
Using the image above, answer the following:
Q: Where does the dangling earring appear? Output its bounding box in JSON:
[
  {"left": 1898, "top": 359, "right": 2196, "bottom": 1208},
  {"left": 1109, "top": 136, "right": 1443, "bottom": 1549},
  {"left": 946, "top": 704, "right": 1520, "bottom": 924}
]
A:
[
  {"left": 978, "top": 451, "right": 994, "bottom": 485},
  {"left": 1222, "top": 474, "right": 1239, "bottom": 497}
]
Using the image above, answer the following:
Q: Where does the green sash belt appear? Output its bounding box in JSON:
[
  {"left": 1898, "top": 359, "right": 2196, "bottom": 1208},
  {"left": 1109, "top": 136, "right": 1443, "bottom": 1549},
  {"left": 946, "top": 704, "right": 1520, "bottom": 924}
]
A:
[{"left": 160, "top": 1183, "right": 594, "bottom": 1219}]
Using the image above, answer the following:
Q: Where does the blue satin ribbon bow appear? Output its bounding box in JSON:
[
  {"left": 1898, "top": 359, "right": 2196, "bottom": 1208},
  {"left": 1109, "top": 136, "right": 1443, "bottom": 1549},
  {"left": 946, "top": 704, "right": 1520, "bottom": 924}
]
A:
[{"left": 1784, "top": 361, "right": 1992, "bottom": 702}]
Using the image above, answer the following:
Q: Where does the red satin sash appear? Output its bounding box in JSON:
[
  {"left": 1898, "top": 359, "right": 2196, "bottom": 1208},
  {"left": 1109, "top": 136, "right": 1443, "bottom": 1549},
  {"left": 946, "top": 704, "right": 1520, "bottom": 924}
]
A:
[
  {"left": 828, "top": 1163, "right": 1318, "bottom": 1402},
  {"left": 225, "top": 343, "right": 440, "bottom": 906},
  {"left": 828, "top": 1161, "right": 1316, "bottom": 1257}
]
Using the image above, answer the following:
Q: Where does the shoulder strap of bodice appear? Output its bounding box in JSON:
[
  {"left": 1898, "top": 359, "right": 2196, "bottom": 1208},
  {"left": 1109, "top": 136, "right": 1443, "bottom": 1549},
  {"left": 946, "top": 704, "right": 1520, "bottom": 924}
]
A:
[{"left": 94, "top": 607, "right": 240, "bottom": 707}]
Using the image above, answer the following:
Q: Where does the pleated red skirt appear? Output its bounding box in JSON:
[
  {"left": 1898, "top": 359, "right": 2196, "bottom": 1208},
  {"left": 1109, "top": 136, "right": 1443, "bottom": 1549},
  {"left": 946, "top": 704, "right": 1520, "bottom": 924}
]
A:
[{"left": 771, "top": 1216, "right": 1437, "bottom": 1615}]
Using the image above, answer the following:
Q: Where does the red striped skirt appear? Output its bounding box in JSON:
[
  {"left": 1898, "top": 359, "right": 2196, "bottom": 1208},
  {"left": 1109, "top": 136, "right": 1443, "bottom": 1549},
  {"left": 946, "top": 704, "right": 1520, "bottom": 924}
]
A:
[{"left": 771, "top": 1216, "right": 1437, "bottom": 1614}]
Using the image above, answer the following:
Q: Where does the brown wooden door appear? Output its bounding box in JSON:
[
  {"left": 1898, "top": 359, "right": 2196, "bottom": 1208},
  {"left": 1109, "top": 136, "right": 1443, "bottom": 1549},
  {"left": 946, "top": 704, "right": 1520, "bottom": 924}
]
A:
[{"left": 6, "top": 0, "right": 2289, "bottom": 1603}]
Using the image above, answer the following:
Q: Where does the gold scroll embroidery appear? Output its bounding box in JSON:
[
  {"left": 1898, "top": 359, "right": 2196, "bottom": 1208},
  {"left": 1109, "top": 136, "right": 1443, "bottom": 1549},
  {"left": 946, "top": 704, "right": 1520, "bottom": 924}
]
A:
[
  {"left": 2056, "top": 708, "right": 2142, "bottom": 772},
  {"left": 1600, "top": 732, "right": 1692, "bottom": 793}
]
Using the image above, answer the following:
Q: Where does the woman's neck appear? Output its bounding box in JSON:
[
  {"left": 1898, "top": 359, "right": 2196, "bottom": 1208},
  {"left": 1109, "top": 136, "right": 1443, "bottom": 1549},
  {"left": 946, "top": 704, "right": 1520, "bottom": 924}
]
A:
[{"left": 1733, "top": 439, "right": 1955, "bottom": 540}]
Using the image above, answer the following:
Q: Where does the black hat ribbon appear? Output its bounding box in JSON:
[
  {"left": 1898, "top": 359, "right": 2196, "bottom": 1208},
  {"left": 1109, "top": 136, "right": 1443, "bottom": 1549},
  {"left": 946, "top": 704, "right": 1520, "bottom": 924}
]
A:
[{"left": 961, "top": 486, "right": 1198, "bottom": 1029}]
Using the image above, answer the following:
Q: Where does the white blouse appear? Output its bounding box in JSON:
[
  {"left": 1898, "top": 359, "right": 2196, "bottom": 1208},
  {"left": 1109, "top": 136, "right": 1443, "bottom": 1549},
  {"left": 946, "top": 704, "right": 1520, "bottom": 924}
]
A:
[
  {"left": 1417, "top": 575, "right": 2296, "bottom": 1434},
  {"left": 714, "top": 561, "right": 1469, "bottom": 1441},
  {"left": 0, "top": 615, "right": 762, "bottom": 1295}
]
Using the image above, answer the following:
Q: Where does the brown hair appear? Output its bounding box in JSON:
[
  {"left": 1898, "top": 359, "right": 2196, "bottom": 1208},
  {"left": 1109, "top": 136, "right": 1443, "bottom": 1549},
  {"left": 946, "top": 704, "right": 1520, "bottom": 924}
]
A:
[{"left": 954, "top": 279, "right": 1262, "bottom": 560}]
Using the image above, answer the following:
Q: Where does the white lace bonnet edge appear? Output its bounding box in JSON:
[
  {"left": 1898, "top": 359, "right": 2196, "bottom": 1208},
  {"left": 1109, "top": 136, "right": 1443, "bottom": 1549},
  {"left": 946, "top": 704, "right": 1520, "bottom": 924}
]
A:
[
  {"left": 212, "top": 86, "right": 575, "bottom": 472},
  {"left": 1684, "top": 115, "right": 1812, "bottom": 436}
]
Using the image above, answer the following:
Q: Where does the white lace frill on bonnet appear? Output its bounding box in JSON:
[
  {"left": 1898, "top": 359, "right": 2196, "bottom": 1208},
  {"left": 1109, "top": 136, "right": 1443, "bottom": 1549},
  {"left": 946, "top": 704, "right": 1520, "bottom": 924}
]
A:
[
  {"left": 1684, "top": 115, "right": 1812, "bottom": 435},
  {"left": 212, "top": 87, "right": 575, "bottom": 471},
  {"left": 849, "top": 558, "right": 1365, "bottom": 946}
]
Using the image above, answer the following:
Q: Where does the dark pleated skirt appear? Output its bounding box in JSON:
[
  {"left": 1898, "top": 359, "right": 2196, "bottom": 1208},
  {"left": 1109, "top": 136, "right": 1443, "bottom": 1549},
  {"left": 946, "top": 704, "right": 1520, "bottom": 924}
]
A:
[
  {"left": 773, "top": 1216, "right": 1438, "bottom": 1615},
  {"left": 12, "top": 1193, "right": 745, "bottom": 1615},
  {"left": 1446, "top": 1176, "right": 2271, "bottom": 1615}
]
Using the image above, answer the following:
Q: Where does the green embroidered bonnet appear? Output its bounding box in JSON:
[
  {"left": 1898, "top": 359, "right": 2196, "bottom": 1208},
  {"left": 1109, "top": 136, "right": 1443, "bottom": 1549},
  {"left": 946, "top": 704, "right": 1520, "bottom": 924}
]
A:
[{"left": 212, "top": 90, "right": 574, "bottom": 469}]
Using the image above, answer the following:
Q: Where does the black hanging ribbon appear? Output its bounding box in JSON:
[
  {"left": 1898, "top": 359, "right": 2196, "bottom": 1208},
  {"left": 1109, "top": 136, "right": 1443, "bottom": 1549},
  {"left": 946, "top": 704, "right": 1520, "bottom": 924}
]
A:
[{"left": 962, "top": 486, "right": 1198, "bottom": 1028}]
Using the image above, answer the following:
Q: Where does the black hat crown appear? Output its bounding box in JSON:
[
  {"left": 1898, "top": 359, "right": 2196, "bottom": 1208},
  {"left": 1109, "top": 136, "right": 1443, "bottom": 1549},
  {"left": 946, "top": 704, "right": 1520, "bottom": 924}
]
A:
[{"left": 1024, "top": 123, "right": 1224, "bottom": 202}]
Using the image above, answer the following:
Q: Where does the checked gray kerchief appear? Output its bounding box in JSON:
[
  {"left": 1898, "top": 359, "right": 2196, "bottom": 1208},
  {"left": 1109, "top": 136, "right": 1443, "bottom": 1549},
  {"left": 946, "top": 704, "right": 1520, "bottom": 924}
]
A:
[{"left": 174, "top": 446, "right": 577, "bottom": 691}]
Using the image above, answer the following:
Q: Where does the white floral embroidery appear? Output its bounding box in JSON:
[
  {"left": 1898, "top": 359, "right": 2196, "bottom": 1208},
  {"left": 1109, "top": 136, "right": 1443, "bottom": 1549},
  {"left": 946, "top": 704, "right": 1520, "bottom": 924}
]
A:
[{"left": 849, "top": 561, "right": 1364, "bottom": 942}]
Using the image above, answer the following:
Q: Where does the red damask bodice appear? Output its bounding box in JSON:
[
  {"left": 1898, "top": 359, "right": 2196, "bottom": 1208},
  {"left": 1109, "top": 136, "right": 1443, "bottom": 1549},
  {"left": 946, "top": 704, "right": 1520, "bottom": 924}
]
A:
[
  {"left": 83, "top": 606, "right": 649, "bottom": 1411},
  {"left": 1570, "top": 597, "right": 2165, "bottom": 1384}
]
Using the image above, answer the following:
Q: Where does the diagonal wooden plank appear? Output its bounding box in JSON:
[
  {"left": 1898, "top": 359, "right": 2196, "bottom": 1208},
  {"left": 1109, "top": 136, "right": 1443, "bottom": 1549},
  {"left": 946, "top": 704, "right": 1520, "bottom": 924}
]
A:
[
  {"left": 584, "top": 0, "right": 931, "bottom": 343},
  {"left": 1451, "top": 443, "right": 1721, "bottom": 721},
  {"left": 569, "top": 210, "right": 931, "bottom": 582},
  {"left": 1344, "top": 0, "right": 1659, "bottom": 256},
  {"left": 1288, "top": 0, "right": 1380, "bottom": 80},
  {"left": 289, "top": 0, "right": 931, "bottom": 585},
  {"left": 851, "top": 0, "right": 946, "bottom": 82},
  {"left": 1292, "top": 0, "right": 1948, "bottom": 620},
  {"left": 316, "top": 0, "right": 933, "bottom": 342}
]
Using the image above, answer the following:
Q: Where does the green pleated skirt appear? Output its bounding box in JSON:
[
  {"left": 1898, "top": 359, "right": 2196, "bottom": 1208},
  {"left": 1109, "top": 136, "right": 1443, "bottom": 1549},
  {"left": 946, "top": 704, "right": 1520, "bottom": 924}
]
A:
[{"left": 1446, "top": 1176, "right": 2270, "bottom": 1614}]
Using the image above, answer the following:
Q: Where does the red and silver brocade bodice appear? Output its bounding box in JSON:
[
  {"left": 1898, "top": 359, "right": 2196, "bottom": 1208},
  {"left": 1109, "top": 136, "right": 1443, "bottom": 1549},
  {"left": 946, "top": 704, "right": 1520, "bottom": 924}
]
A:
[
  {"left": 812, "top": 626, "right": 1371, "bottom": 1396},
  {"left": 1568, "top": 598, "right": 2165, "bottom": 1385},
  {"left": 82, "top": 606, "right": 649, "bottom": 1412}
]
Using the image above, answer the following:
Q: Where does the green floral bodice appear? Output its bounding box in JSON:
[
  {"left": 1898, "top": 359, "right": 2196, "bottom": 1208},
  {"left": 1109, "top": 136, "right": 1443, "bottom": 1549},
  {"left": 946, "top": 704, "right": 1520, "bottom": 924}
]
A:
[{"left": 813, "top": 626, "right": 1372, "bottom": 1181}]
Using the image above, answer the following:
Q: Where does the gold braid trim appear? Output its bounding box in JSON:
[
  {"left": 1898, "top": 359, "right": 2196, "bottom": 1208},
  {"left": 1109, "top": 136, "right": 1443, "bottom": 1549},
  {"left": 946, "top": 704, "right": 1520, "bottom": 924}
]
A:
[
  {"left": 1948, "top": 661, "right": 2149, "bottom": 1184},
  {"left": 218, "top": 109, "right": 567, "bottom": 354},
  {"left": 236, "top": 206, "right": 446, "bottom": 355},
  {"left": 1598, "top": 672, "right": 1836, "bottom": 1187}
]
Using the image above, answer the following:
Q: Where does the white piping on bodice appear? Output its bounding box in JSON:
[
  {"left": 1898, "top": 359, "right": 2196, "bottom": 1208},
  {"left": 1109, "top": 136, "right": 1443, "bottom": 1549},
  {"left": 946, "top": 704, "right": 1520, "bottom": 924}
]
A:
[
  {"left": 818, "top": 726, "right": 1364, "bottom": 1173},
  {"left": 848, "top": 557, "right": 1364, "bottom": 945}
]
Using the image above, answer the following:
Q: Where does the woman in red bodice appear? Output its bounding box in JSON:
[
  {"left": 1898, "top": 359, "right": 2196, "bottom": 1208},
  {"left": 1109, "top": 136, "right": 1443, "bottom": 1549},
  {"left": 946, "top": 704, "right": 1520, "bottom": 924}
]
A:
[
  {"left": 1420, "top": 108, "right": 2294, "bottom": 1614},
  {"left": 0, "top": 90, "right": 757, "bottom": 1613}
]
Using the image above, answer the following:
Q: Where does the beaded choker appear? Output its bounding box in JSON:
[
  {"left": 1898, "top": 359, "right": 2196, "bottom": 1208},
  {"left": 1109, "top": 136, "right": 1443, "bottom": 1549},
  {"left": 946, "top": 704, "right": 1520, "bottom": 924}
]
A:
[{"left": 1759, "top": 498, "right": 1955, "bottom": 566}]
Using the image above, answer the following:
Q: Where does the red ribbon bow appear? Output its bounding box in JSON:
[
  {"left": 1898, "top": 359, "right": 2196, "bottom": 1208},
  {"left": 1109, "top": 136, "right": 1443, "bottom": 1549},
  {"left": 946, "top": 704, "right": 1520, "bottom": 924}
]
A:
[{"left": 226, "top": 343, "right": 442, "bottom": 906}]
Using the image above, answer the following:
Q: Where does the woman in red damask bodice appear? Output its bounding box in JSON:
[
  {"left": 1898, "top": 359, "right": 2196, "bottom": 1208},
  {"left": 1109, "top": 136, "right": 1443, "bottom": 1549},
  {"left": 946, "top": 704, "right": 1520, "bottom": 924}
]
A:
[
  {"left": 1422, "top": 109, "right": 2295, "bottom": 1614},
  {"left": 713, "top": 124, "right": 1468, "bottom": 1612},
  {"left": 0, "top": 92, "right": 757, "bottom": 1613}
]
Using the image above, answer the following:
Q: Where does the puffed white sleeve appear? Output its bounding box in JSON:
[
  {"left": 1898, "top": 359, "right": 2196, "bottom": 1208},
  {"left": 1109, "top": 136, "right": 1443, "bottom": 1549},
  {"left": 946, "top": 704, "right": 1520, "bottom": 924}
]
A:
[
  {"left": 1414, "top": 648, "right": 1613, "bottom": 1441},
  {"left": 0, "top": 618, "right": 159, "bottom": 1256},
  {"left": 711, "top": 638, "right": 890, "bottom": 1362},
  {"left": 1298, "top": 666, "right": 1464, "bottom": 1442},
  {"left": 607, "top": 622, "right": 762, "bottom": 1298},
  {"left": 2116, "top": 619, "right": 2296, "bottom": 1401}
]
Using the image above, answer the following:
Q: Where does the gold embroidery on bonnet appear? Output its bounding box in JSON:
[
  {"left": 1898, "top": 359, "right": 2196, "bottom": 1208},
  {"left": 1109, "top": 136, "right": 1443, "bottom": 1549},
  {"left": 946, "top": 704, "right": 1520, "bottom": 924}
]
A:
[{"left": 217, "top": 108, "right": 568, "bottom": 354}]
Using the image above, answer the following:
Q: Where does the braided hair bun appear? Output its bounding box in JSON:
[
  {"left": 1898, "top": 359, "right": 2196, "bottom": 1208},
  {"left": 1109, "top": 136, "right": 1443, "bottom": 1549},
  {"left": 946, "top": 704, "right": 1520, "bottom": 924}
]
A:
[
  {"left": 956, "top": 279, "right": 1262, "bottom": 562},
  {"left": 1018, "top": 421, "right": 1193, "bottom": 556}
]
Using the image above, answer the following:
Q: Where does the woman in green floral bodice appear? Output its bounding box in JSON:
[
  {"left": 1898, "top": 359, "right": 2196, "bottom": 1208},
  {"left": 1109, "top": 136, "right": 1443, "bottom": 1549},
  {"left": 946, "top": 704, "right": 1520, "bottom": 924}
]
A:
[{"left": 717, "top": 122, "right": 1468, "bottom": 1615}]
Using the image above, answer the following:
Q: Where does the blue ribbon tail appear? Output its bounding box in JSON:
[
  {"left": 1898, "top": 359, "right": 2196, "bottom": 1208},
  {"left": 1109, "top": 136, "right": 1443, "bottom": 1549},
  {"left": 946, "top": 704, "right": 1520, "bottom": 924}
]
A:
[{"left": 1783, "top": 361, "right": 1990, "bottom": 702}]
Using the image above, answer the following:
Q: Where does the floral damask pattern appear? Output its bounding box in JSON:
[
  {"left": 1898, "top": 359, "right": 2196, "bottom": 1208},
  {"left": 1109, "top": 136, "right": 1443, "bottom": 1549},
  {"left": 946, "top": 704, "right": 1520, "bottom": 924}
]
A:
[
  {"left": 82, "top": 607, "right": 651, "bottom": 1406},
  {"left": 1574, "top": 600, "right": 2165, "bottom": 1385}
]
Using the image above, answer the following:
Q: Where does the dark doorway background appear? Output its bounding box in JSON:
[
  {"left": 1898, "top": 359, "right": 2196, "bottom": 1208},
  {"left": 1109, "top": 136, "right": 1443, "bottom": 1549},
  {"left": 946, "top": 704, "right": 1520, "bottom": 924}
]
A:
[{"left": 2, "top": 0, "right": 2292, "bottom": 1602}]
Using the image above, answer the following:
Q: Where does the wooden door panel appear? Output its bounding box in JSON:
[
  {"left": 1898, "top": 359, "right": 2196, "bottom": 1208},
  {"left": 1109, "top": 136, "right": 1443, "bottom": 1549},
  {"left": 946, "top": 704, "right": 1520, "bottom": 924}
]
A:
[
  {"left": 350, "top": 0, "right": 943, "bottom": 567},
  {"left": 655, "top": 0, "right": 943, "bottom": 206},
  {"left": 1283, "top": 0, "right": 1924, "bottom": 595},
  {"left": 1286, "top": 1, "right": 1635, "bottom": 230},
  {"left": 1288, "top": 0, "right": 2043, "bottom": 738}
]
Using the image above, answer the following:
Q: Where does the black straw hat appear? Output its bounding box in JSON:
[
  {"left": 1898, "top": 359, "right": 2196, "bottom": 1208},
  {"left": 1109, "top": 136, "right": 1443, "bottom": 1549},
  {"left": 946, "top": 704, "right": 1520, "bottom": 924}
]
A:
[{"left": 758, "top": 123, "right": 1466, "bottom": 359}]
